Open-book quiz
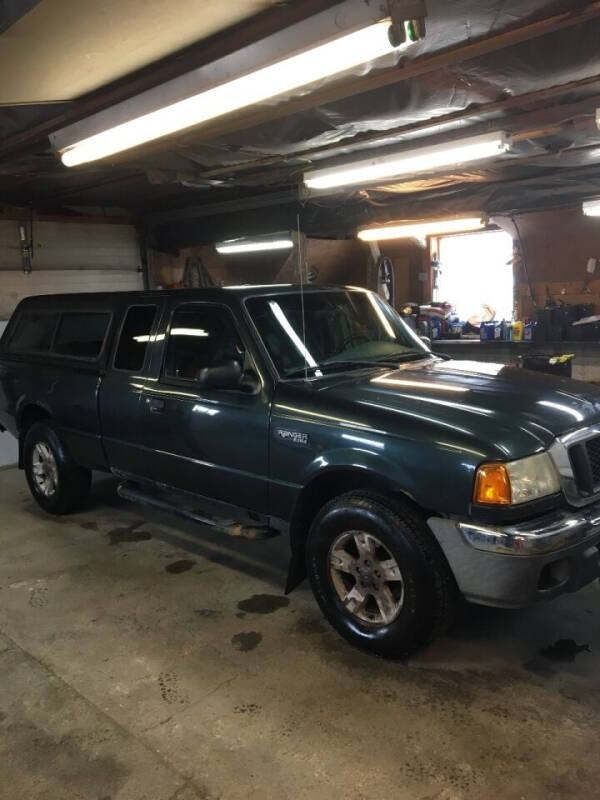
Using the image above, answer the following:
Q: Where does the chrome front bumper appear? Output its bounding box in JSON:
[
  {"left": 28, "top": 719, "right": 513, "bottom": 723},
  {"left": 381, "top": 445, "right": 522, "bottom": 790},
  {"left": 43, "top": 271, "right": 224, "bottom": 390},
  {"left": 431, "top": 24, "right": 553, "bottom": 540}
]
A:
[
  {"left": 457, "top": 503, "right": 600, "bottom": 556},
  {"left": 428, "top": 502, "right": 600, "bottom": 608}
]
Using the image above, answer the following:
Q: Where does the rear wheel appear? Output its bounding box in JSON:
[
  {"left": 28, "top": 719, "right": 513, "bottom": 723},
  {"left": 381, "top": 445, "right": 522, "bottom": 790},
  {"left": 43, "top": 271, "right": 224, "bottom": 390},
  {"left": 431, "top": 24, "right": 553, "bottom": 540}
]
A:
[
  {"left": 306, "top": 491, "right": 456, "bottom": 658},
  {"left": 24, "top": 422, "right": 91, "bottom": 515}
]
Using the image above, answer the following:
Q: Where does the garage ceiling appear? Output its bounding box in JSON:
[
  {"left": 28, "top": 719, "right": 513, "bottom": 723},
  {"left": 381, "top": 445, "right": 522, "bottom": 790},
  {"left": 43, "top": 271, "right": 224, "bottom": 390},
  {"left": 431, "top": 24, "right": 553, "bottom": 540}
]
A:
[
  {"left": 1, "top": 0, "right": 600, "bottom": 249},
  {"left": 0, "top": 0, "right": 277, "bottom": 103}
]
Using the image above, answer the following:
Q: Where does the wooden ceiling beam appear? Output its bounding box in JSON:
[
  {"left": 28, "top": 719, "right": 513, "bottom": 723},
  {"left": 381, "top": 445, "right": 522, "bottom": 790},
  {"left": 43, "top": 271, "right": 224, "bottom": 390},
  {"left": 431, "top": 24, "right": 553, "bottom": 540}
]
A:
[
  {"left": 166, "top": 2, "right": 600, "bottom": 151},
  {"left": 184, "top": 74, "right": 600, "bottom": 181}
]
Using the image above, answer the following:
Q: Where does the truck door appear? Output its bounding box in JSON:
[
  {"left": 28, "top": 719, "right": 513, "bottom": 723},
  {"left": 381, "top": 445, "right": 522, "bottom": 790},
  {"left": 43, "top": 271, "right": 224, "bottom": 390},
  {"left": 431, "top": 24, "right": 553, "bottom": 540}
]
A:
[
  {"left": 139, "top": 301, "right": 270, "bottom": 513},
  {"left": 99, "top": 301, "right": 163, "bottom": 479}
]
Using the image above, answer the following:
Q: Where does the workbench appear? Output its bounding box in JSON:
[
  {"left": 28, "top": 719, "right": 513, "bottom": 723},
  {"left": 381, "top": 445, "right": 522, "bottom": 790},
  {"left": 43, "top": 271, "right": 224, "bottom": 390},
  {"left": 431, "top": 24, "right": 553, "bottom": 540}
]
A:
[{"left": 431, "top": 339, "right": 600, "bottom": 382}]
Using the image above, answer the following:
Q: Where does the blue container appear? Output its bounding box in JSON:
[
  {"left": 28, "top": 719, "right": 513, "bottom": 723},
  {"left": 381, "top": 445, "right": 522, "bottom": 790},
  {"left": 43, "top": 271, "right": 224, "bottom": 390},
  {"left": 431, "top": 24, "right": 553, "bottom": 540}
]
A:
[
  {"left": 429, "top": 316, "right": 442, "bottom": 340},
  {"left": 448, "top": 321, "right": 464, "bottom": 336},
  {"left": 480, "top": 321, "right": 499, "bottom": 341}
]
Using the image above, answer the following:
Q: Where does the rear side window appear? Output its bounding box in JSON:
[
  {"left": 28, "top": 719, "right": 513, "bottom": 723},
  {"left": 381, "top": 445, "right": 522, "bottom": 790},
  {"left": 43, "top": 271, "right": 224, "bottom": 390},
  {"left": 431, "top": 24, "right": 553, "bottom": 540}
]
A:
[
  {"left": 8, "top": 312, "right": 59, "bottom": 352},
  {"left": 114, "top": 305, "right": 158, "bottom": 371},
  {"left": 53, "top": 312, "right": 111, "bottom": 359}
]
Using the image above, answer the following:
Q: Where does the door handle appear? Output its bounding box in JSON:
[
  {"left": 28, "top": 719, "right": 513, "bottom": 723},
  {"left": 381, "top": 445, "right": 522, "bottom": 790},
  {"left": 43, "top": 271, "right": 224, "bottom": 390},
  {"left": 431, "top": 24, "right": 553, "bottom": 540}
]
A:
[{"left": 148, "top": 397, "right": 165, "bottom": 414}]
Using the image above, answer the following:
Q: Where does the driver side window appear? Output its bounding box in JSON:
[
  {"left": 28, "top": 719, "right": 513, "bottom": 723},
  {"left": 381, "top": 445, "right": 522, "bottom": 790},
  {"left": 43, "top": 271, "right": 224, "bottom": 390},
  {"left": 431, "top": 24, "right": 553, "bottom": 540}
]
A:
[{"left": 164, "top": 305, "right": 244, "bottom": 382}]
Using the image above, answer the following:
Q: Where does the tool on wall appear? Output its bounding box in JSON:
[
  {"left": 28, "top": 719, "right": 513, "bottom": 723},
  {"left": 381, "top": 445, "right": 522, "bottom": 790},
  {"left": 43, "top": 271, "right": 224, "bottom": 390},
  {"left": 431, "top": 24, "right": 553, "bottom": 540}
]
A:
[
  {"left": 18, "top": 207, "right": 34, "bottom": 274},
  {"left": 431, "top": 252, "right": 441, "bottom": 295},
  {"left": 377, "top": 255, "right": 395, "bottom": 303},
  {"left": 583, "top": 257, "right": 597, "bottom": 293}
]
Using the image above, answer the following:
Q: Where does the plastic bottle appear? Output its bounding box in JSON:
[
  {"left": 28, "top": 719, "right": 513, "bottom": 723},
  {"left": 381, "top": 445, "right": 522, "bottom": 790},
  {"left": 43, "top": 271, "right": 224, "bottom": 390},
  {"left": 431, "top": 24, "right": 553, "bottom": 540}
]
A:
[{"left": 512, "top": 321, "right": 524, "bottom": 342}]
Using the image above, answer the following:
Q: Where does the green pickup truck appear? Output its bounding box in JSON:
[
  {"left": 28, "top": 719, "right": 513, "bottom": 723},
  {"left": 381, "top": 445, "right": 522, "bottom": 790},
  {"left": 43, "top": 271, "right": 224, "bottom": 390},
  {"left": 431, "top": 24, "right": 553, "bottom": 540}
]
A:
[{"left": 1, "top": 284, "right": 599, "bottom": 657}]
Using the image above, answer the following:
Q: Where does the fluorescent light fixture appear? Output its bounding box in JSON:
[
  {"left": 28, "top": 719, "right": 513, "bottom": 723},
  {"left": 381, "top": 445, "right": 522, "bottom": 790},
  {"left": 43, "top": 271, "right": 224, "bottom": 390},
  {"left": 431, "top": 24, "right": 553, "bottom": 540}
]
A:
[
  {"left": 583, "top": 198, "right": 600, "bottom": 217},
  {"left": 216, "top": 238, "right": 294, "bottom": 255},
  {"left": 59, "top": 21, "right": 412, "bottom": 167},
  {"left": 358, "top": 217, "right": 485, "bottom": 242},
  {"left": 304, "top": 132, "right": 508, "bottom": 190}
]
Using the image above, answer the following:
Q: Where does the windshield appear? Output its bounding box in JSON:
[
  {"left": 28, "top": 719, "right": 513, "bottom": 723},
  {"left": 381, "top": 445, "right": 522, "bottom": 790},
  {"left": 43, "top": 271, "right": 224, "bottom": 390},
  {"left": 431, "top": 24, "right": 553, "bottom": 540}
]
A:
[{"left": 246, "top": 289, "right": 429, "bottom": 377}]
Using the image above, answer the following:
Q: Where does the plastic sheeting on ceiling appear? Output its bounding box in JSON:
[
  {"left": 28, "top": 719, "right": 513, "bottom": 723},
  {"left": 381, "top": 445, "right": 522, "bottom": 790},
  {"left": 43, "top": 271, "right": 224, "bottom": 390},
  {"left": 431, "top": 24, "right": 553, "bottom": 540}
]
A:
[{"left": 2, "top": 0, "right": 600, "bottom": 245}]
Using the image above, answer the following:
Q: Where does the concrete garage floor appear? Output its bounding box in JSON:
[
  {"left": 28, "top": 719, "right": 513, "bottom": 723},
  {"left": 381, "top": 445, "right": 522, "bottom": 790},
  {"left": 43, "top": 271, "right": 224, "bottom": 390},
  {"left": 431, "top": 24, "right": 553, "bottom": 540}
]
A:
[{"left": 0, "top": 468, "right": 599, "bottom": 800}]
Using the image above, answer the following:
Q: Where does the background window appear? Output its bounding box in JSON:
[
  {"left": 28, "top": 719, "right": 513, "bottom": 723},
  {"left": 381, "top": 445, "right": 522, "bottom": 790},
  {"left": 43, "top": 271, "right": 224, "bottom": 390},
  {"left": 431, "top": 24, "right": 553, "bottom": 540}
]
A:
[
  {"left": 8, "top": 312, "right": 58, "bottom": 352},
  {"left": 435, "top": 230, "right": 514, "bottom": 323},
  {"left": 164, "top": 306, "right": 244, "bottom": 381},
  {"left": 53, "top": 312, "right": 110, "bottom": 359},
  {"left": 114, "top": 306, "right": 157, "bottom": 371}
]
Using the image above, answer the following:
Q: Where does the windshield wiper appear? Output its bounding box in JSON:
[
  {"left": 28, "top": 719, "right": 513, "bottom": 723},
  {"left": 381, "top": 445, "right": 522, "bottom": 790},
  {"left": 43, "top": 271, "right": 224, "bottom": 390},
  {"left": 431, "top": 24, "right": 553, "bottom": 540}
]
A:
[
  {"left": 375, "top": 350, "right": 430, "bottom": 363},
  {"left": 284, "top": 361, "right": 380, "bottom": 379}
]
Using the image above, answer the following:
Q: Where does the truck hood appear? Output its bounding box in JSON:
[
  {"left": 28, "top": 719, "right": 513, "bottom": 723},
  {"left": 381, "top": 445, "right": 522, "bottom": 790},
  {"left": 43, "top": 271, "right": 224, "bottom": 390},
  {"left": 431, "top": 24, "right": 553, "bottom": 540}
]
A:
[{"left": 314, "top": 357, "right": 600, "bottom": 458}]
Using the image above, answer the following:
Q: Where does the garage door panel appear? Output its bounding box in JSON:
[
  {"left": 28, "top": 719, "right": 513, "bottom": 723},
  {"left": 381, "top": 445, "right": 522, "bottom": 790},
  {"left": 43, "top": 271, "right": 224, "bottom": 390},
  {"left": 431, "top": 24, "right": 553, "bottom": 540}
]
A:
[{"left": 0, "top": 220, "right": 140, "bottom": 270}]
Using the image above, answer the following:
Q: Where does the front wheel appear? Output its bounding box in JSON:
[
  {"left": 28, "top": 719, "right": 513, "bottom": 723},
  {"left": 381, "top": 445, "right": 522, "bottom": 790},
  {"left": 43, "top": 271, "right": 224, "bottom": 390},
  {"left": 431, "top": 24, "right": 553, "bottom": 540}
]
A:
[
  {"left": 306, "top": 492, "right": 456, "bottom": 658},
  {"left": 24, "top": 422, "right": 91, "bottom": 515}
]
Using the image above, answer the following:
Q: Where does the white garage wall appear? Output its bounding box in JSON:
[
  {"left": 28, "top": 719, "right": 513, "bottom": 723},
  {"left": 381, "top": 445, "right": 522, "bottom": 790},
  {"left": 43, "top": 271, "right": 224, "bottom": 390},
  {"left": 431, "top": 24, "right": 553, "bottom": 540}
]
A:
[{"left": 0, "top": 218, "right": 144, "bottom": 318}]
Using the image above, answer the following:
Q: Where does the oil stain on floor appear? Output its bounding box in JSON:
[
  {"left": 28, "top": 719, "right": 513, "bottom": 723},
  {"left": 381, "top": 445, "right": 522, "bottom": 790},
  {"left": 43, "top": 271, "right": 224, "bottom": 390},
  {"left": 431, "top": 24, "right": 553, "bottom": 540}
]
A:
[
  {"left": 540, "top": 639, "right": 591, "bottom": 662},
  {"left": 165, "top": 559, "right": 196, "bottom": 574},
  {"left": 237, "top": 594, "right": 290, "bottom": 614},
  {"left": 231, "top": 632, "right": 263, "bottom": 652},
  {"left": 108, "top": 521, "right": 152, "bottom": 546},
  {"left": 523, "top": 638, "right": 592, "bottom": 676}
]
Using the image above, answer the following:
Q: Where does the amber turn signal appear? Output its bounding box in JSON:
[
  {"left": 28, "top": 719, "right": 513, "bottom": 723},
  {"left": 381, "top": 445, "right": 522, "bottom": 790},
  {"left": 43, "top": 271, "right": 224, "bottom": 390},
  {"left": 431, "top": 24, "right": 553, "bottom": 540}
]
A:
[{"left": 473, "top": 463, "right": 512, "bottom": 505}]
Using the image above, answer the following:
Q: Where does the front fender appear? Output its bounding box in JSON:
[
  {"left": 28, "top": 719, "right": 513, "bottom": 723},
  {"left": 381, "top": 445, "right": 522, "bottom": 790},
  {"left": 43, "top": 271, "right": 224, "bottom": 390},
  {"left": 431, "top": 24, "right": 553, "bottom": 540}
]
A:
[{"left": 302, "top": 445, "right": 418, "bottom": 502}]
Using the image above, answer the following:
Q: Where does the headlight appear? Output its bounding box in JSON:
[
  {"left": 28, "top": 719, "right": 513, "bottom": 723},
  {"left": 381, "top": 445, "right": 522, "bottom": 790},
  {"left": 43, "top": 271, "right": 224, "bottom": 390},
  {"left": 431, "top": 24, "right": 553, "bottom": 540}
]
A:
[{"left": 473, "top": 452, "right": 560, "bottom": 506}]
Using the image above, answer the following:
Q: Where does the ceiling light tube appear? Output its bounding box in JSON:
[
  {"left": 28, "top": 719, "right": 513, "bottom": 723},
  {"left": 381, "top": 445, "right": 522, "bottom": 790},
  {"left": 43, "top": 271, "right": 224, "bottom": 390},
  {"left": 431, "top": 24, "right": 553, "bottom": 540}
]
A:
[
  {"left": 358, "top": 217, "right": 485, "bottom": 242},
  {"left": 583, "top": 198, "right": 600, "bottom": 217},
  {"left": 56, "top": 19, "right": 414, "bottom": 167},
  {"left": 304, "top": 132, "right": 509, "bottom": 190},
  {"left": 215, "top": 238, "right": 294, "bottom": 254}
]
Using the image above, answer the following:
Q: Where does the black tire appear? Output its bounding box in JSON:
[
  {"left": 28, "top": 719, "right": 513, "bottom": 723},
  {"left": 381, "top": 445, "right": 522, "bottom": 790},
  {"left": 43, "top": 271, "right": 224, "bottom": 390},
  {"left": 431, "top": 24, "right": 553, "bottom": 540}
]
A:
[
  {"left": 306, "top": 491, "right": 457, "bottom": 658},
  {"left": 23, "top": 421, "right": 92, "bottom": 515}
]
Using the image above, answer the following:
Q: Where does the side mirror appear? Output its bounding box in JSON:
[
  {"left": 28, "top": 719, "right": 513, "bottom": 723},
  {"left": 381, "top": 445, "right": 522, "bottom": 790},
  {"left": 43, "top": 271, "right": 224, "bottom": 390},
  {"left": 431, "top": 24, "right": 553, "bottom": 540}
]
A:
[
  {"left": 240, "top": 369, "right": 261, "bottom": 394},
  {"left": 196, "top": 360, "right": 243, "bottom": 390},
  {"left": 419, "top": 335, "right": 432, "bottom": 348}
]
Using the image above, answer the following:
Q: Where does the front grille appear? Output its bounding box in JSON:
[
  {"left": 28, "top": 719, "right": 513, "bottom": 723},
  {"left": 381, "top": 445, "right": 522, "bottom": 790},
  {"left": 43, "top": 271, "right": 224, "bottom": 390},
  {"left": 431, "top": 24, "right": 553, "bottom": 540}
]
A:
[
  {"left": 585, "top": 436, "right": 600, "bottom": 486},
  {"left": 569, "top": 435, "right": 600, "bottom": 496}
]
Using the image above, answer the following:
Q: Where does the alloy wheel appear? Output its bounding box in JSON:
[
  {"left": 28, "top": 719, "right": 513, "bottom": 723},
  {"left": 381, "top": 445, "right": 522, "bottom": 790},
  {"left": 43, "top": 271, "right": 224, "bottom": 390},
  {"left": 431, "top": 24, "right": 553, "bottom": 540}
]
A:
[
  {"left": 328, "top": 530, "right": 405, "bottom": 626},
  {"left": 31, "top": 442, "right": 58, "bottom": 497}
]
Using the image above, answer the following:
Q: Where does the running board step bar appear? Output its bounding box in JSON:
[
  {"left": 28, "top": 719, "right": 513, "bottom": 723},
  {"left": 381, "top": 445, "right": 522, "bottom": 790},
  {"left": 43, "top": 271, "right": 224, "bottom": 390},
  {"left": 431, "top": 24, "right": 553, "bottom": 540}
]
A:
[{"left": 117, "top": 481, "right": 279, "bottom": 540}]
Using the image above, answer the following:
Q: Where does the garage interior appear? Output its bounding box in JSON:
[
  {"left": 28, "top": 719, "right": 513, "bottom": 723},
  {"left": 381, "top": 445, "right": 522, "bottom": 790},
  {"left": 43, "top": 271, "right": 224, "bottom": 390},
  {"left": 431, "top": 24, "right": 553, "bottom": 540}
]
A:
[{"left": 1, "top": 1, "right": 600, "bottom": 797}]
